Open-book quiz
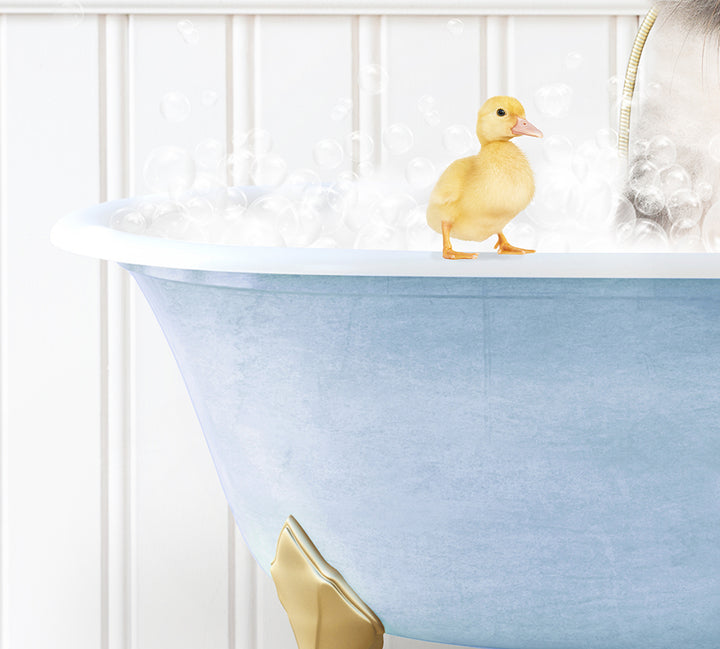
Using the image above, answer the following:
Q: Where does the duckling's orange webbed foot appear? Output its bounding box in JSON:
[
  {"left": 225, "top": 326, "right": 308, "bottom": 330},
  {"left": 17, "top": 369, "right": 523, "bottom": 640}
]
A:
[
  {"left": 494, "top": 232, "right": 535, "bottom": 255},
  {"left": 443, "top": 247, "right": 478, "bottom": 260},
  {"left": 441, "top": 221, "right": 478, "bottom": 260}
]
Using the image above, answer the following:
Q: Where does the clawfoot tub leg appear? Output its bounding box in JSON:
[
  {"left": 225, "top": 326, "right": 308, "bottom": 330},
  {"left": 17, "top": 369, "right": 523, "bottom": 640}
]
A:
[{"left": 270, "top": 516, "right": 385, "bottom": 649}]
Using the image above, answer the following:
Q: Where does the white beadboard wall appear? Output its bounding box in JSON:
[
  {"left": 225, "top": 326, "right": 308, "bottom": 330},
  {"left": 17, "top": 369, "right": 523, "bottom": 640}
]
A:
[{"left": 0, "top": 3, "right": 644, "bottom": 649}]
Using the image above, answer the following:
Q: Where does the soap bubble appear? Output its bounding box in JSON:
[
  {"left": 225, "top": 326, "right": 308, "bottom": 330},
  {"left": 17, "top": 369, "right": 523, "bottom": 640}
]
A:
[
  {"left": 177, "top": 19, "right": 199, "bottom": 45},
  {"left": 226, "top": 150, "right": 253, "bottom": 184},
  {"left": 666, "top": 188, "right": 702, "bottom": 225},
  {"left": 534, "top": 83, "right": 573, "bottom": 118},
  {"left": 537, "top": 232, "right": 571, "bottom": 252},
  {"left": 143, "top": 146, "right": 196, "bottom": 196},
  {"left": 530, "top": 170, "right": 578, "bottom": 228},
  {"left": 136, "top": 200, "right": 159, "bottom": 222},
  {"left": 369, "top": 194, "right": 417, "bottom": 229},
  {"left": 543, "top": 135, "right": 573, "bottom": 165},
  {"left": 607, "top": 75, "right": 619, "bottom": 101},
  {"left": 265, "top": 197, "right": 321, "bottom": 247},
  {"left": 442, "top": 125, "right": 474, "bottom": 156},
  {"left": 418, "top": 95, "right": 436, "bottom": 114},
  {"left": 709, "top": 134, "right": 720, "bottom": 163},
  {"left": 359, "top": 64, "right": 388, "bottom": 95},
  {"left": 702, "top": 201, "right": 720, "bottom": 251},
  {"left": 284, "top": 168, "right": 322, "bottom": 188},
  {"left": 55, "top": 1, "right": 84, "bottom": 27},
  {"left": 631, "top": 218, "right": 669, "bottom": 251},
  {"left": 405, "top": 157, "right": 436, "bottom": 188},
  {"left": 111, "top": 207, "right": 146, "bottom": 234},
  {"left": 660, "top": 164, "right": 691, "bottom": 196},
  {"left": 446, "top": 18, "right": 464, "bottom": 35},
  {"left": 331, "top": 98, "right": 352, "bottom": 121},
  {"left": 192, "top": 172, "right": 225, "bottom": 195},
  {"left": 222, "top": 187, "right": 249, "bottom": 220},
  {"left": 194, "top": 138, "right": 225, "bottom": 170},
  {"left": 423, "top": 110, "right": 441, "bottom": 127},
  {"left": 327, "top": 173, "right": 359, "bottom": 215},
  {"left": 632, "top": 139, "right": 649, "bottom": 159},
  {"left": 628, "top": 160, "right": 659, "bottom": 193},
  {"left": 184, "top": 196, "right": 215, "bottom": 226},
  {"left": 647, "top": 135, "right": 676, "bottom": 168},
  {"left": 577, "top": 179, "right": 614, "bottom": 230},
  {"left": 146, "top": 202, "right": 191, "bottom": 239},
  {"left": 201, "top": 90, "right": 219, "bottom": 107},
  {"left": 223, "top": 213, "right": 285, "bottom": 247},
  {"left": 596, "top": 129, "right": 618, "bottom": 150},
  {"left": 383, "top": 124, "right": 415, "bottom": 155},
  {"left": 614, "top": 195, "right": 637, "bottom": 241},
  {"left": 248, "top": 194, "right": 292, "bottom": 223},
  {"left": 670, "top": 219, "right": 702, "bottom": 250},
  {"left": 354, "top": 223, "right": 404, "bottom": 250},
  {"left": 245, "top": 128, "right": 274, "bottom": 156},
  {"left": 313, "top": 139, "right": 344, "bottom": 169},
  {"left": 310, "top": 236, "right": 341, "bottom": 248},
  {"left": 643, "top": 81, "right": 663, "bottom": 101},
  {"left": 405, "top": 204, "right": 441, "bottom": 250},
  {"left": 346, "top": 132, "right": 374, "bottom": 163},
  {"left": 504, "top": 220, "right": 537, "bottom": 250},
  {"left": 565, "top": 51, "right": 584, "bottom": 70},
  {"left": 160, "top": 91, "right": 191, "bottom": 123},
  {"left": 571, "top": 155, "right": 589, "bottom": 182},
  {"left": 251, "top": 154, "right": 287, "bottom": 186},
  {"left": 634, "top": 186, "right": 665, "bottom": 217},
  {"left": 695, "top": 181, "right": 713, "bottom": 202},
  {"left": 357, "top": 161, "right": 375, "bottom": 178}
]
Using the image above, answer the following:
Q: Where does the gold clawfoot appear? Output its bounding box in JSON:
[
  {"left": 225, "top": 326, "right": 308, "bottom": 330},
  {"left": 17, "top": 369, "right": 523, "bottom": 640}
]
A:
[{"left": 270, "top": 516, "right": 385, "bottom": 649}]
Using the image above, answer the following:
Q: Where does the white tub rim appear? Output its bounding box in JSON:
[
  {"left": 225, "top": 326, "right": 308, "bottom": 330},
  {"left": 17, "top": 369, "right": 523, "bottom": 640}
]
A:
[{"left": 51, "top": 195, "right": 720, "bottom": 278}]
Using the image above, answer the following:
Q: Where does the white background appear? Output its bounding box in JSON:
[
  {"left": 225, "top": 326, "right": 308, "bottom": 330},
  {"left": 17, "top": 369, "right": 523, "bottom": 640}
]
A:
[{"left": 0, "top": 2, "right": 646, "bottom": 648}]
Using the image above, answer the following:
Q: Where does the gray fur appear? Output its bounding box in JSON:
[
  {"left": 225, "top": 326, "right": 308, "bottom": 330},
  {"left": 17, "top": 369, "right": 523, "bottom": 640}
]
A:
[{"left": 671, "top": 0, "right": 720, "bottom": 37}]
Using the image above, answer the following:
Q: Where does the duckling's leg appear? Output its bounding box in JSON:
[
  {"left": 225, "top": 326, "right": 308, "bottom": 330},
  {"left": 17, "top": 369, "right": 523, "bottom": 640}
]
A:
[
  {"left": 442, "top": 221, "right": 478, "bottom": 260},
  {"left": 494, "top": 232, "right": 535, "bottom": 255}
]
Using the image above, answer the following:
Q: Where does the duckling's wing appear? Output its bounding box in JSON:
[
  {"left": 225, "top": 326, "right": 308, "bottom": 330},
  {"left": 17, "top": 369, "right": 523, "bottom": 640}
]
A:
[
  {"left": 426, "top": 157, "right": 473, "bottom": 232},
  {"left": 428, "top": 158, "right": 471, "bottom": 207}
]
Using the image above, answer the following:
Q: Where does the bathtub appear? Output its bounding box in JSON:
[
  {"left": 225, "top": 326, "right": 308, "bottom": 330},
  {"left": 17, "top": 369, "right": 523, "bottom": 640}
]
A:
[{"left": 52, "top": 195, "right": 720, "bottom": 649}]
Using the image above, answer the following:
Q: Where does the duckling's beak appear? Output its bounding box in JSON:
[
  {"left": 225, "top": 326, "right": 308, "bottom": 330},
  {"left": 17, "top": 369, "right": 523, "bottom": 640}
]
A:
[{"left": 511, "top": 117, "right": 543, "bottom": 138}]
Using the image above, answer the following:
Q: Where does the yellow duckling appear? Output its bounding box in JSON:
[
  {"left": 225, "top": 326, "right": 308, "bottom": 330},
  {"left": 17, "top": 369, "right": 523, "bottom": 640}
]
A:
[{"left": 427, "top": 96, "right": 543, "bottom": 259}]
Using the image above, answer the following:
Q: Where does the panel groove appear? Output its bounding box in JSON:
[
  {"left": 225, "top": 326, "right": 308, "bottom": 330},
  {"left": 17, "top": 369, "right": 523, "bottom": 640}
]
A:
[
  {"left": 224, "top": 17, "right": 237, "bottom": 649},
  {"left": 0, "top": 13, "right": 7, "bottom": 649},
  {"left": 355, "top": 15, "right": 382, "bottom": 175},
  {"left": 251, "top": 15, "right": 261, "bottom": 142},
  {"left": 485, "top": 15, "right": 509, "bottom": 96},
  {"left": 126, "top": 16, "right": 138, "bottom": 649},
  {"left": 100, "top": 14, "right": 133, "bottom": 649}
]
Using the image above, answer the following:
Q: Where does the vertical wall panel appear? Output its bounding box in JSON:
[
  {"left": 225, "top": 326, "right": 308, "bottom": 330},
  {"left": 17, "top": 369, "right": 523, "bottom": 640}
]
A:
[
  {"left": 0, "top": 13, "right": 8, "bottom": 649},
  {"left": 257, "top": 15, "right": 353, "bottom": 181},
  {"left": 4, "top": 14, "right": 102, "bottom": 649},
  {"left": 512, "top": 16, "right": 613, "bottom": 144},
  {"left": 384, "top": 16, "right": 482, "bottom": 183},
  {"left": 132, "top": 15, "right": 228, "bottom": 194},
  {"left": 131, "top": 15, "right": 231, "bottom": 649}
]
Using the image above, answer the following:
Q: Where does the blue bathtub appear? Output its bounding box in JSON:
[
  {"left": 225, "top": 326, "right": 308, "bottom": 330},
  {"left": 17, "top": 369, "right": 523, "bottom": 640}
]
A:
[{"left": 53, "top": 196, "right": 720, "bottom": 649}]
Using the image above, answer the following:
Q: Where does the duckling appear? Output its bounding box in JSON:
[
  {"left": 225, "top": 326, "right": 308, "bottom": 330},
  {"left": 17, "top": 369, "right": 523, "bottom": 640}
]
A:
[{"left": 427, "top": 96, "right": 543, "bottom": 259}]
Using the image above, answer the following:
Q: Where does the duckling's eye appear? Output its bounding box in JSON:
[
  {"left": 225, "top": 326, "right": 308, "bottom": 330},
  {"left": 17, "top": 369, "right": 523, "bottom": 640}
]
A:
[{"left": 496, "top": 108, "right": 506, "bottom": 117}]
